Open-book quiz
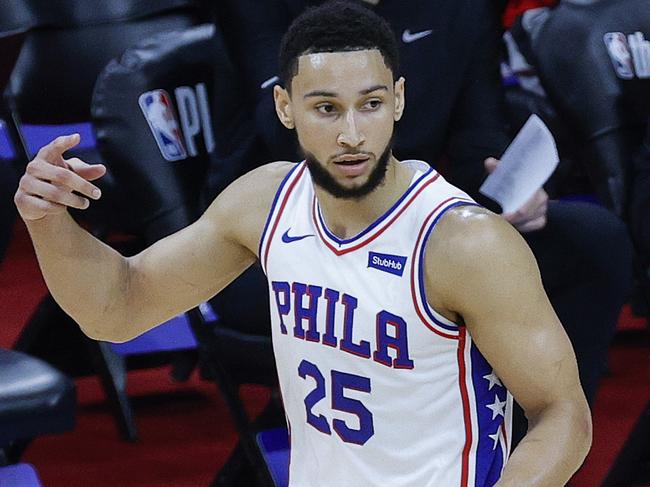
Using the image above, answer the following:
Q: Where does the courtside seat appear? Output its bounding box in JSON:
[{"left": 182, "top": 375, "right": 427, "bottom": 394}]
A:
[{"left": 0, "top": 348, "right": 75, "bottom": 464}]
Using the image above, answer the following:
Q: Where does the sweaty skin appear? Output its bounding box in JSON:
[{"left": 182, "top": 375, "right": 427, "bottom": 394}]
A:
[{"left": 15, "top": 49, "right": 590, "bottom": 486}]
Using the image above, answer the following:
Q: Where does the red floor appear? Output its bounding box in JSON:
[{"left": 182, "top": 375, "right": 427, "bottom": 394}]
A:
[{"left": 1, "top": 220, "right": 649, "bottom": 486}]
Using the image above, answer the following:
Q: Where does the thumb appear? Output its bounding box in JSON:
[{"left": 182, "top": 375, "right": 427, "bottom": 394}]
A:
[{"left": 484, "top": 157, "right": 500, "bottom": 174}]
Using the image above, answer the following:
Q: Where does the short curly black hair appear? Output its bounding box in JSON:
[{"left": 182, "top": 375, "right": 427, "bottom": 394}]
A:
[{"left": 279, "top": 0, "right": 400, "bottom": 91}]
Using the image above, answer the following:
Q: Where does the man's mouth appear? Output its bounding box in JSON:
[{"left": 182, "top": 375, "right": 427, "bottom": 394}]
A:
[
  {"left": 333, "top": 154, "right": 371, "bottom": 165},
  {"left": 331, "top": 154, "right": 371, "bottom": 177}
]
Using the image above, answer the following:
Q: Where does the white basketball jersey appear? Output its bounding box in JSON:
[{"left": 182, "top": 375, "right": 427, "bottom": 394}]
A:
[{"left": 259, "top": 160, "right": 512, "bottom": 487}]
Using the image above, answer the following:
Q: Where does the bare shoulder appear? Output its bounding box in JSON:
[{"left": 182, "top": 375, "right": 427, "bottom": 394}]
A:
[
  {"left": 203, "top": 161, "right": 297, "bottom": 256},
  {"left": 429, "top": 205, "right": 534, "bottom": 265},
  {"left": 212, "top": 161, "right": 295, "bottom": 214},
  {"left": 424, "top": 205, "right": 540, "bottom": 319}
]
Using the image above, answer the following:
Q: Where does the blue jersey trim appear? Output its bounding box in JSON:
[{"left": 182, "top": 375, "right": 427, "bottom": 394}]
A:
[
  {"left": 258, "top": 162, "right": 303, "bottom": 263},
  {"left": 469, "top": 342, "right": 508, "bottom": 487},
  {"left": 316, "top": 166, "right": 434, "bottom": 245},
  {"left": 417, "top": 201, "right": 480, "bottom": 331}
]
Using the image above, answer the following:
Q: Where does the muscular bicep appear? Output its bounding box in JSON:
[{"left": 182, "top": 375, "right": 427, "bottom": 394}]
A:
[
  {"left": 426, "top": 208, "right": 583, "bottom": 415},
  {"left": 461, "top": 248, "right": 579, "bottom": 416}
]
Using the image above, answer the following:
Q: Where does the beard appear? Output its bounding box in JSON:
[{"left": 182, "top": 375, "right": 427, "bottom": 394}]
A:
[{"left": 303, "top": 134, "right": 394, "bottom": 200}]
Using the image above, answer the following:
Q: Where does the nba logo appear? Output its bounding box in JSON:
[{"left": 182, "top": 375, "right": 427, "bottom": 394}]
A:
[
  {"left": 604, "top": 32, "right": 635, "bottom": 80},
  {"left": 138, "top": 89, "right": 188, "bottom": 161}
]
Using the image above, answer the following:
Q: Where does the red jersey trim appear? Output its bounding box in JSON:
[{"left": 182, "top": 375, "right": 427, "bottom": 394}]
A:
[
  {"left": 410, "top": 197, "right": 476, "bottom": 339},
  {"left": 458, "top": 328, "right": 473, "bottom": 487},
  {"left": 261, "top": 164, "right": 307, "bottom": 273},
  {"left": 312, "top": 172, "right": 441, "bottom": 256}
]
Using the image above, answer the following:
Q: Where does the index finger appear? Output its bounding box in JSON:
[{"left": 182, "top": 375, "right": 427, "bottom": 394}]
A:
[{"left": 37, "top": 134, "right": 81, "bottom": 164}]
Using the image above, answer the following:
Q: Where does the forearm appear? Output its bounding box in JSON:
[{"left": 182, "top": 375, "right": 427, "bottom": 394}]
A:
[
  {"left": 496, "top": 398, "right": 592, "bottom": 486},
  {"left": 25, "top": 211, "right": 131, "bottom": 341}
]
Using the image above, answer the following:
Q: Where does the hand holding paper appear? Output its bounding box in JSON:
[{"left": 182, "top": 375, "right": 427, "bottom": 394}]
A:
[
  {"left": 484, "top": 157, "right": 549, "bottom": 232},
  {"left": 479, "top": 114, "right": 559, "bottom": 216}
]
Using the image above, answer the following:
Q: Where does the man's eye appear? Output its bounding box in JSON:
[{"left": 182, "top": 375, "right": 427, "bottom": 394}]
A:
[
  {"left": 363, "top": 99, "right": 382, "bottom": 110},
  {"left": 316, "top": 104, "right": 336, "bottom": 114}
]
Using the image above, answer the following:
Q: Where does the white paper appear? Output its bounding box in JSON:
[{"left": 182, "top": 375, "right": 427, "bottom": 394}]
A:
[{"left": 479, "top": 114, "right": 559, "bottom": 214}]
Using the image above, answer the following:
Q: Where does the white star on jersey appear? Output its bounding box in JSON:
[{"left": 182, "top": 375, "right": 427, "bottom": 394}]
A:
[
  {"left": 483, "top": 370, "right": 503, "bottom": 390},
  {"left": 486, "top": 396, "right": 507, "bottom": 420},
  {"left": 488, "top": 430, "right": 500, "bottom": 450}
]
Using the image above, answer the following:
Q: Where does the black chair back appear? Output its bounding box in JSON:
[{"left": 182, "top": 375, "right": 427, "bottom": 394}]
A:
[
  {"left": 4, "top": 0, "right": 204, "bottom": 231},
  {"left": 92, "top": 23, "right": 230, "bottom": 242},
  {"left": 529, "top": 0, "right": 650, "bottom": 215},
  {"left": 6, "top": 0, "right": 200, "bottom": 124}
]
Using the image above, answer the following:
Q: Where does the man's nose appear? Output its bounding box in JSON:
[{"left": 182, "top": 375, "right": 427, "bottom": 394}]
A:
[{"left": 336, "top": 110, "right": 365, "bottom": 148}]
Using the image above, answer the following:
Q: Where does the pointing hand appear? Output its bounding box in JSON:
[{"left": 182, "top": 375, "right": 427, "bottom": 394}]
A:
[{"left": 14, "top": 134, "right": 107, "bottom": 221}]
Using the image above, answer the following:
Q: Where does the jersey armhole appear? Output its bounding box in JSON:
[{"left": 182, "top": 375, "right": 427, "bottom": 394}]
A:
[
  {"left": 258, "top": 162, "right": 306, "bottom": 274},
  {"left": 410, "top": 198, "right": 479, "bottom": 339}
]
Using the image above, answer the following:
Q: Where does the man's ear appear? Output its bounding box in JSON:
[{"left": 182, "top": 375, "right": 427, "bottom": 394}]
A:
[
  {"left": 274, "top": 85, "right": 295, "bottom": 129},
  {"left": 394, "top": 77, "right": 406, "bottom": 122}
]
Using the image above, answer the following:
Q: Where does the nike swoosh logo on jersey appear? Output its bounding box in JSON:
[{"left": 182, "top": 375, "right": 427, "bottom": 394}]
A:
[
  {"left": 402, "top": 29, "right": 433, "bottom": 43},
  {"left": 282, "top": 229, "right": 315, "bottom": 243}
]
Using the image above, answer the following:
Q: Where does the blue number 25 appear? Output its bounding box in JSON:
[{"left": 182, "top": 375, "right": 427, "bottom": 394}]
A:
[{"left": 298, "top": 359, "right": 374, "bottom": 445}]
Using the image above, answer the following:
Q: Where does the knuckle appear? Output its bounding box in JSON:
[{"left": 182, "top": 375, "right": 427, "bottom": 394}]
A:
[
  {"left": 18, "top": 181, "right": 30, "bottom": 196},
  {"left": 13, "top": 191, "right": 24, "bottom": 206},
  {"left": 25, "top": 160, "right": 39, "bottom": 175},
  {"left": 21, "top": 175, "right": 40, "bottom": 194},
  {"left": 18, "top": 174, "right": 29, "bottom": 189},
  {"left": 36, "top": 144, "right": 49, "bottom": 157},
  {"left": 36, "top": 184, "right": 56, "bottom": 201},
  {"left": 59, "top": 170, "right": 74, "bottom": 186},
  {"left": 53, "top": 135, "right": 67, "bottom": 146},
  {"left": 48, "top": 186, "right": 67, "bottom": 202},
  {"left": 47, "top": 165, "right": 64, "bottom": 181}
]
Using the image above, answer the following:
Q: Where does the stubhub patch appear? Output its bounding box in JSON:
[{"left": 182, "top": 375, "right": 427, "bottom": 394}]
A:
[{"left": 367, "top": 251, "right": 407, "bottom": 277}]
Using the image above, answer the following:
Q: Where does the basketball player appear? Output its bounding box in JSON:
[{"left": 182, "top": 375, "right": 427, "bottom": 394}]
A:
[{"left": 14, "top": 3, "right": 591, "bottom": 485}]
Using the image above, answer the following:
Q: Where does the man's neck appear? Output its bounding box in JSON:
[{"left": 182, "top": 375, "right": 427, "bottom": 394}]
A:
[{"left": 314, "top": 157, "right": 413, "bottom": 239}]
